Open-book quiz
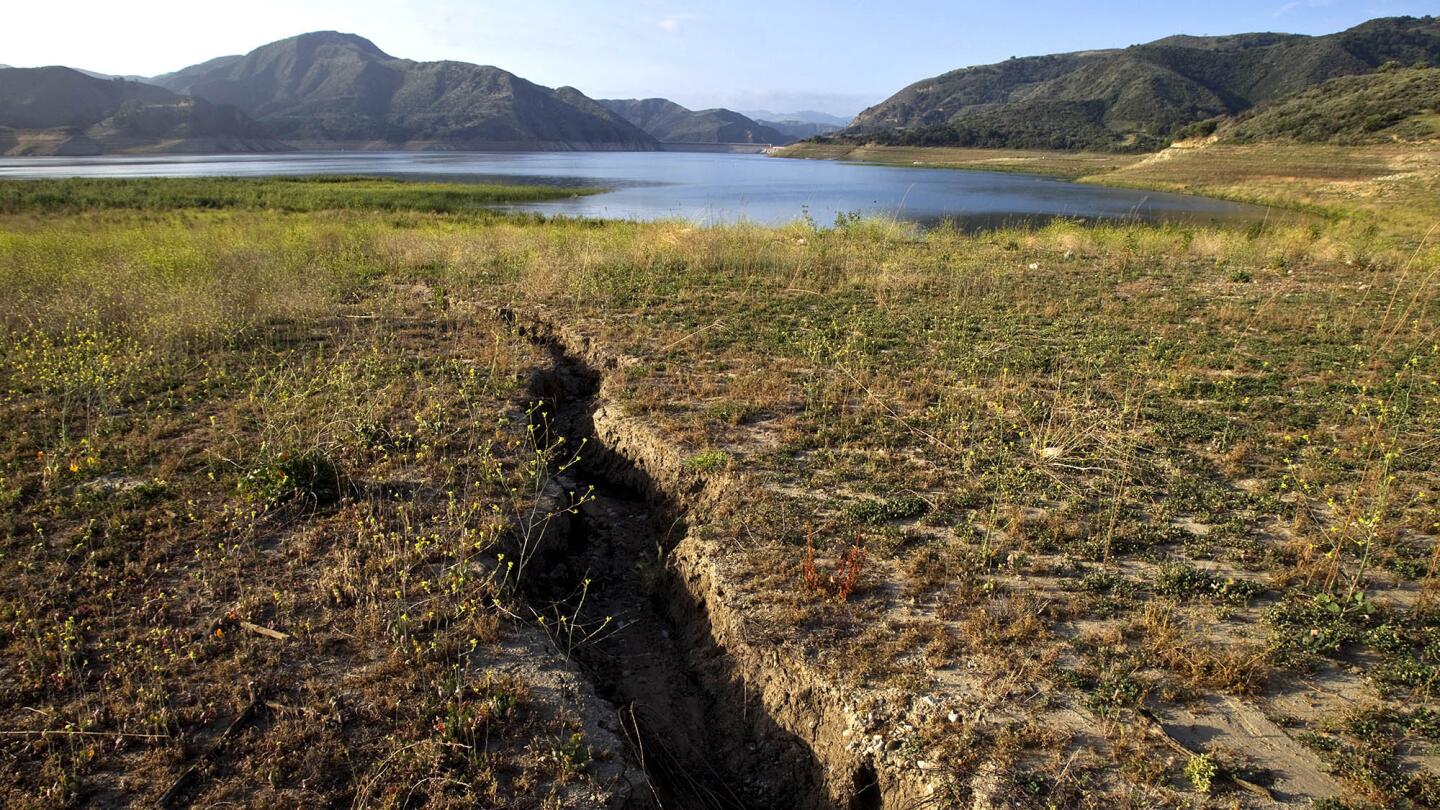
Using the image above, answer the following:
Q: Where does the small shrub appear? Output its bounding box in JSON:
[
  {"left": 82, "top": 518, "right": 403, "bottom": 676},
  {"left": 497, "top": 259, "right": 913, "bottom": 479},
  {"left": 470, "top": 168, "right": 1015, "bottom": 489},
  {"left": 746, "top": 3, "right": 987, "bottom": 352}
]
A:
[
  {"left": 1155, "top": 561, "right": 1210, "bottom": 597},
  {"left": 1185, "top": 753, "right": 1217, "bottom": 794},
  {"left": 1154, "top": 561, "right": 1264, "bottom": 605},
  {"left": 1084, "top": 658, "right": 1145, "bottom": 717},
  {"left": 844, "top": 494, "right": 930, "bottom": 525},
  {"left": 0, "top": 476, "right": 20, "bottom": 509},
  {"left": 703, "top": 401, "right": 759, "bottom": 425},
  {"left": 1176, "top": 118, "right": 1220, "bottom": 140},
  {"left": 1078, "top": 570, "right": 1127, "bottom": 593},
  {"left": 240, "top": 449, "right": 345, "bottom": 506},
  {"left": 531, "top": 732, "right": 589, "bottom": 780},
  {"left": 1268, "top": 591, "right": 1380, "bottom": 666}
]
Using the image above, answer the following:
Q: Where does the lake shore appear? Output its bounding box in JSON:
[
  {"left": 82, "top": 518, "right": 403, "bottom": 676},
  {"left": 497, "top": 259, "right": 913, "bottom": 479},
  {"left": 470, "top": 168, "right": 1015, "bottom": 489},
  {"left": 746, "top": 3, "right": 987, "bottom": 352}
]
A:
[
  {"left": 0, "top": 150, "right": 1269, "bottom": 228},
  {"left": 770, "top": 141, "right": 1146, "bottom": 178},
  {"left": 774, "top": 140, "right": 1440, "bottom": 239}
]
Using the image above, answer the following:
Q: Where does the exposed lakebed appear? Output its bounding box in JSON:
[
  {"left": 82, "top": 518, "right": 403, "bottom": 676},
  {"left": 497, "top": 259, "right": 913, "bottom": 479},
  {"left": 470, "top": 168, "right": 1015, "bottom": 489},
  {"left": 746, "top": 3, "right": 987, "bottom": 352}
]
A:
[{"left": 0, "top": 150, "right": 1272, "bottom": 228}]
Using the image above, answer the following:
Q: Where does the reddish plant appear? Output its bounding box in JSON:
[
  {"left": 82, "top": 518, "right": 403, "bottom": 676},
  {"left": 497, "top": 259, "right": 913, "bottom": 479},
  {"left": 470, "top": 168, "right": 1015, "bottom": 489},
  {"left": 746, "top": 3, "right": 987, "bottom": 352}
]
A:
[
  {"left": 802, "top": 525, "right": 866, "bottom": 603},
  {"left": 834, "top": 542, "right": 866, "bottom": 602},
  {"left": 803, "top": 528, "right": 823, "bottom": 592}
]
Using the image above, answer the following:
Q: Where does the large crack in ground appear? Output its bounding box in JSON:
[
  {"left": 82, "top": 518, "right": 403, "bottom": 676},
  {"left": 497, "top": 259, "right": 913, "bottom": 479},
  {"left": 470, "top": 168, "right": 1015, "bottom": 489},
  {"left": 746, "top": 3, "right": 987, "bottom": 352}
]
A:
[{"left": 513, "top": 317, "right": 844, "bottom": 810}]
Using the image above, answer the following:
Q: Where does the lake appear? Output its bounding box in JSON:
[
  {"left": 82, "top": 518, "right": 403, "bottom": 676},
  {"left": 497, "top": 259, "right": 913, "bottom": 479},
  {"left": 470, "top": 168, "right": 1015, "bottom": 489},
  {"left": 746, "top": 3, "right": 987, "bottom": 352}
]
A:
[{"left": 0, "top": 151, "right": 1270, "bottom": 227}]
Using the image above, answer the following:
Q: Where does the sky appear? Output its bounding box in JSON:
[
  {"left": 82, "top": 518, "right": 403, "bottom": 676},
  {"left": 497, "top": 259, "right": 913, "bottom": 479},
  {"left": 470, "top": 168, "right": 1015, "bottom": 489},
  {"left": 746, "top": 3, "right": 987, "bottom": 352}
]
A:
[{"left": 2, "top": 1, "right": 1435, "bottom": 116}]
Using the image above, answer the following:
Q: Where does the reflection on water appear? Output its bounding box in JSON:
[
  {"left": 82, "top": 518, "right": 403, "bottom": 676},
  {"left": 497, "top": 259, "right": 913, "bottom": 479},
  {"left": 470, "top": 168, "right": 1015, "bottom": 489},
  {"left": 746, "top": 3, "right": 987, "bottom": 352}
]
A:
[{"left": 0, "top": 151, "right": 1272, "bottom": 227}]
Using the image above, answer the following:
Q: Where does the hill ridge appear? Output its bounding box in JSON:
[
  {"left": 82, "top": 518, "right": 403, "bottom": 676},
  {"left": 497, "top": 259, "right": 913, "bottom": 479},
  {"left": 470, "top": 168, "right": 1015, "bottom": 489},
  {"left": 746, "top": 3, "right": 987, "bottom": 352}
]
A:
[
  {"left": 843, "top": 15, "right": 1440, "bottom": 151},
  {"left": 597, "top": 97, "right": 792, "bottom": 145},
  {"left": 152, "top": 32, "right": 657, "bottom": 150},
  {"left": 0, "top": 65, "right": 278, "bottom": 155}
]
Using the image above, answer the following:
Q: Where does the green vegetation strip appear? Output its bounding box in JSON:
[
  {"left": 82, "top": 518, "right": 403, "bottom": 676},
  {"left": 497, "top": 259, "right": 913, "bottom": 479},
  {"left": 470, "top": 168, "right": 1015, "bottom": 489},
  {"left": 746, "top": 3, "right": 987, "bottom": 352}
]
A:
[{"left": 0, "top": 175, "right": 600, "bottom": 214}]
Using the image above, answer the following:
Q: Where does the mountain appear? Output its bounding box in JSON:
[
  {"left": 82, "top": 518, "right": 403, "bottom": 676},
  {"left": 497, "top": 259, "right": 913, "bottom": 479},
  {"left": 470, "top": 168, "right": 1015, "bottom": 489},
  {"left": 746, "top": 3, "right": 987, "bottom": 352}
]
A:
[
  {"left": 1211, "top": 64, "right": 1440, "bottom": 144},
  {"left": 740, "top": 109, "right": 851, "bottom": 127},
  {"left": 73, "top": 68, "right": 153, "bottom": 83},
  {"left": 758, "top": 119, "right": 844, "bottom": 140},
  {"left": 844, "top": 15, "right": 1440, "bottom": 151},
  {"left": 0, "top": 66, "right": 277, "bottom": 155},
  {"left": 597, "top": 98, "right": 792, "bottom": 144},
  {"left": 153, "top": 31, "right": 657, "bottom": 150},
  {"left": 738, "top": 109, "right": 849, "bottom": 140},
  {"left": 149, "top": 55, "right": 243, "bottom": 88}
]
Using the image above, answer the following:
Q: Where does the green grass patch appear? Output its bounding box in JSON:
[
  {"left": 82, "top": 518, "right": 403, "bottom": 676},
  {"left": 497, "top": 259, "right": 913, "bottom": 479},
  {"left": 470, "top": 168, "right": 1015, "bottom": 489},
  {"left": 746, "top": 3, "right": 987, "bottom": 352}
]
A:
[
  {"left": 0, "top": 175, "right": 600, "bottom": 215},
  {"left": 685, "top": 449, "right": 731, "bottom": 473}
]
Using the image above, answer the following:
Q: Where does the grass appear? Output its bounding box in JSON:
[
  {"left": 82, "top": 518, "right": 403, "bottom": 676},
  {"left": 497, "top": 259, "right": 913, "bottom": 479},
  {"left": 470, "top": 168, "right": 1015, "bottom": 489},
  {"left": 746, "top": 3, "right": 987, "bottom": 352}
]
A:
[
  {"left": 1092, "top": 141, "right": 1440, "bottom": 241},
  {"left": 0, "top": 175, "right": 599, "bottom": 214},
  {"left": 0, "top": 183, "right": 621, "bottom": 806},
  {"left": 684, "top": 448, "right": 731, "bottom": 473},
  {"left": 1, "top": 167, "right": 1438, "bottom": 806},
  {"left": 779, "top": 139, "right": 1440, "bottom": 241}
]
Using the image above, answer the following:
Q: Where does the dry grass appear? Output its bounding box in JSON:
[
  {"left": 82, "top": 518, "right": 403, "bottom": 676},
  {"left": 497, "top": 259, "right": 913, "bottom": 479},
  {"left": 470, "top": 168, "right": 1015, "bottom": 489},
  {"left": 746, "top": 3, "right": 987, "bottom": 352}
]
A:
[
  {"left": 0, "top": 203, "right": 626, "bottom": 806},
  {"left": 1, "top": 164, "right": 1438, "bottom": 805},
  {"left": 1095, "top": 141, "right": 1440, "bottom": 240}
]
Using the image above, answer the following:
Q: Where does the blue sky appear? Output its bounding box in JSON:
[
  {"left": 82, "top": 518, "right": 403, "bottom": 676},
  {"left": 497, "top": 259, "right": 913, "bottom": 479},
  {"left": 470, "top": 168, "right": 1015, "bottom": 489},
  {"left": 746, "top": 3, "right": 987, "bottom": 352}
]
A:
[{"left": 3, "top": 1, "right": 1434, "bottom": 115}]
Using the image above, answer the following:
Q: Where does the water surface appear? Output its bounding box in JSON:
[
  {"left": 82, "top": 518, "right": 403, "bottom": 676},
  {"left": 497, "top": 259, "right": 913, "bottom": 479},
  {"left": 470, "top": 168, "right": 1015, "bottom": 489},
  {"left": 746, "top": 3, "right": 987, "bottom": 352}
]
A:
[{"left": 0, "top": 151, "right": 1270, "bottom": 227}]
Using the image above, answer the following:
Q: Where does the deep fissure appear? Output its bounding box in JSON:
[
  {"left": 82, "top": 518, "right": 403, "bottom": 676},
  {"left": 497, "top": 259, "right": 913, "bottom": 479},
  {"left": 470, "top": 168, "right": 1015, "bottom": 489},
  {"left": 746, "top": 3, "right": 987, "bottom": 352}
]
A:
[{"left": 513, "top": 320, "right": 845, "bottom": 809}]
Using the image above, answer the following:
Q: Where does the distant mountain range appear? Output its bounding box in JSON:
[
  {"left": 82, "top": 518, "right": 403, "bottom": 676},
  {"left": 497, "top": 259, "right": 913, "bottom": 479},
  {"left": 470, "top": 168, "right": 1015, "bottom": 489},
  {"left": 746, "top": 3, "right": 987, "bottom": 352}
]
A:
[
  {"left": 842, "top": 15, "right": 1440, "bottom": 151},
  {"left": 0, "top": 31, "right": 828, "bottom": 155},
  {"left": 4, "top": 17, "right": 1436, "bottom": 156},
  {"left": 765, "top": 121, "right": 840, "bottom": 140},
  {"left": 737, "top": 109, "right": 849, "bottom": 140},
  {"left": 740, "top": 109, "right": 851, "bottom": 127},
  {"left": 597, "top": 98, "right": 791, "bottom": 145}
]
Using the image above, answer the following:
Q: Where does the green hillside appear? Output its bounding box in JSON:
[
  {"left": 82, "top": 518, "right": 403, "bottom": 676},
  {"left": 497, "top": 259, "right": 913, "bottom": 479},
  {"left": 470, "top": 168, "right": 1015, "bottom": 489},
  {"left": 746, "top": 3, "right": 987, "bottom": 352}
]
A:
[
  {"left": 1215, "top": 64, "right": 1440, "bottom": 143},
  {"left": 0, "top": 66, "right": 275, "bottom": 155},
  {"left": 153, "top": 32, "right": 657, "bottom": 149},
  {"left": 843, "top": 15, "right": 1440, "bottom": 151}
]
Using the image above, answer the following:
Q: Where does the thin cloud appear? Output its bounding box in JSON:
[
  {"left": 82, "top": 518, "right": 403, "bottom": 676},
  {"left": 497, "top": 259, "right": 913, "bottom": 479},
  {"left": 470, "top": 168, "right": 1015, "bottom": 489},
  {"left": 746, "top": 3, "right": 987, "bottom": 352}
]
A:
[
  {"left": 1273, "top": 0, "right": 1336, "bottom": 17},
  {"left": 653, "top": 9, "right": 701, "bottom": 35}
]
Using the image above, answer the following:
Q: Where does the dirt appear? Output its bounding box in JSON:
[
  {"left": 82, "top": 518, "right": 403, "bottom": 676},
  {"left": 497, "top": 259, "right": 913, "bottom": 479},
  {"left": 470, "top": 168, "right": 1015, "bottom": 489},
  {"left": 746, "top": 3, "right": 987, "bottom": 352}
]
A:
[
  {"left": 509, "top": 309, "right": 933, "bottom": 809},
  {"left": 1154, "top": 695, "right": 1343, "bottom": 802},
  {"left": 517, "top": 320, "right": 824, "bottom": 808},
  {"left": 505, "top": 305, "right": 1382, "bottom": 809}
]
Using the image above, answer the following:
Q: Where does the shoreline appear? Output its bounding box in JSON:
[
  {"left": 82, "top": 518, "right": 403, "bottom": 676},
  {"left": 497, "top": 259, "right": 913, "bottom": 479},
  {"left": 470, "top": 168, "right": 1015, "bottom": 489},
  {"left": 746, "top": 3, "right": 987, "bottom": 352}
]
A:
[
  {"left": 0, "top": 139, "right": 792, "bottom": 159},
  {"left": 8, "top": 140, "right": 1432, "bottom": 237},
  {"left": 768, "top": 141, "right": 1145, "bottom": 179},
  {"left": 771, "top": 140, "right": 1440, "bottom": 238}
]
